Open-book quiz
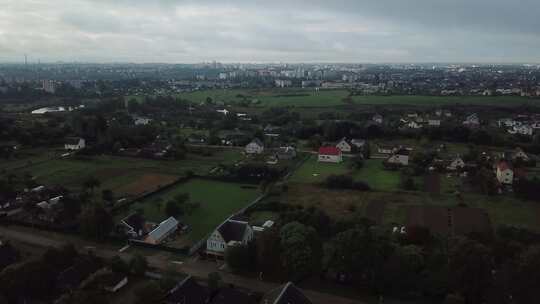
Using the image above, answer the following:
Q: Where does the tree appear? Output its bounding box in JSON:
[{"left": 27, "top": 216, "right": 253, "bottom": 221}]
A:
[
  {"left": 101, "top": 189, "right": 114, "bottom": 202},
  {"left": 79, "top": 205, "right": 113, "bottom": 240},
  {"left": 225, "top": 244, "right": 252, "bottom": 272},
  {"left": 130, "top": 254, "right": 148, "bottom": 275},
  {"left": 382, "top": 245, "right": 425, "bottom": 296},
  {"left": 165, "top": 200, "right": 183, "bottom": 217},
  {"left": 449, "top": 237, "right": 492, "bottom": 304},
  {"left": 280, "top": 222, "right": 322, "bottom": 281},
  {"left": 110, "top": 256, "right": 129, "bottom": 274},
  {"left": 134, "top": 281, "right": 162, "bottom": 304},
  {"left": 207, "top": 272, "right": 222, "bottom": 294},
  {"left": 83, "top": 176, "right": 101, "bottom": 194},
  {"left": 510, "top": 245, "right": 540, "bottom": 304}
]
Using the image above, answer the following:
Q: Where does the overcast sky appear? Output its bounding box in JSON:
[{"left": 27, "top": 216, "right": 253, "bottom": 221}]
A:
[{"left": 1, "top": 0, "right": 539, "bottom": 63}]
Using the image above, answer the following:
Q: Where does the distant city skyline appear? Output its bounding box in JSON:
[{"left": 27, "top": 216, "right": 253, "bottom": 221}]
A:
[{"left": 1, "top": 0, "right": 540, "bottom": 63}]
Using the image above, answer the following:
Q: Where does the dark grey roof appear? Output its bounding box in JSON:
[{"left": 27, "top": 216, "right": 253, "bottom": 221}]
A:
[
  {"left": 209, "top": 287, "right": 256, "bottom": 304},
  {"left": 217, "top": 220, "right": 248, "bottom": 243},
  {"left": 166, "top": 276, "right": 209, "bottom": 304},
  {"left": 262, "top": 282, "right": 312, "bottom": 304}
]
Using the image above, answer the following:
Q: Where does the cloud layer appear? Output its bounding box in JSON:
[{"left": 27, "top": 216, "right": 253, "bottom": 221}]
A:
[{"left": 1, "top": 0, "right": 539, "bottom": 63}]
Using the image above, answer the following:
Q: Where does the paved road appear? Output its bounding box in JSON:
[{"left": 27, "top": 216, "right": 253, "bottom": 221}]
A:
[{"left": 0, "top": 225, "right": 364, "bottom": 304}]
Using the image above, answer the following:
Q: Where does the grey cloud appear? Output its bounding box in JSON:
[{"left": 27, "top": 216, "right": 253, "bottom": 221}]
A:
[{"left": 0, "top": 0, "right": 539, "bottom": 63}]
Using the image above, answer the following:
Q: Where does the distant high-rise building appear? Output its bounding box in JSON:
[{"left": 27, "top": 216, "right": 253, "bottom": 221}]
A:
[{"left": 42, "top": 79, "right": 56, "bottom": 93}]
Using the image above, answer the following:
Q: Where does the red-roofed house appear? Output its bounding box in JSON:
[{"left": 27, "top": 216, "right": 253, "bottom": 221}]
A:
[
  {"left": 318, "top": 146, "right": 342, "bottom": 163},
  {"left": 496, "top": 161, "right": 513, "bottom": 185}
]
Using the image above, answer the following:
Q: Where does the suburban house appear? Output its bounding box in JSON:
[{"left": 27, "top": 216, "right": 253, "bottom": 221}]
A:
[
  {"left": 512, "top": 147, "right": 529, "bottom": 161},
  {"left": 508, "top": 125, "right": 533, "bottom": 136},
  {"left": 386, "top": 149, "right": 409, "bottom": 166},
  {"left": 261, "top": 282, "right": 313, "bottom": 304},
  {"left": 372, "top": 114, "right": 383, "bottom": 124},
  {"left": 206, "top": 219, "right": 254, "bottom": 256},
  {"left": 427, "top": 118, "right": 441, "bottom": 127},
  {"left": 276, "top": 146, "right": 297, "bottom": 160},
  {"left": 119, "top": 213, "right": 147, "bottom": 238},
  {"left": 405, "top": 206, "right": 492, "bottom": 238},
  {"left": 377, "top": 145, "right": 395, "bottom": 155},
  {"left": 245, "top": 138, "right": 264, "bottom": 154},
  {"left": 496, "top": 161, "right": 514, "bottom": 185},
  {"left": 133, "top": 117, "right": 152, "bottom": 125},
  {"left": 463, "top": 113, "right": 480, "bottom": 127},
  {"left": 144, "top": 216, "right": 179, "bottom": 245},
  {"left": 318, "top": 146, "right": 343, "bottom": 163},
  {"left": 64, "top": 137, "right": 86, "bottom": 150},
  {"left": 166, "top": 276, "right": 209, "bottom": 304},
  {"left": 446, "top": 156, "right": 465, "bottom": 171},
  {"left": 336, "top": 138, "right": 366, "bottom": 154}
]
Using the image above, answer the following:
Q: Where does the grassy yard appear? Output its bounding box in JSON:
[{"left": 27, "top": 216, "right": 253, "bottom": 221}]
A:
[
  {"left": 353, "top": 160, "right": 401, "bottom": 191},
  {"left": 125, "top": 179, "right": 260, "bottom": 243},
  {"left": 288, "top": 155, "right": 350, "bottom": 183}
]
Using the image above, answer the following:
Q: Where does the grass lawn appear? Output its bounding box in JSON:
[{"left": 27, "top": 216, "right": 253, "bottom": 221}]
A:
[
  {"left": 18, "top": 150, "right": 243, "bottom": 194},
  {"left": 127, "top": 179, "right": 260, "bottom": 243},
  {"left": 288, "top": 155, "right": 350, "bottom": 183},
  {"left": 0, "top": 147, "right": 59, "bottom": 172},
  {"left": 127, "top": 90, "right": 539, "bottom": 108},
  {"left": 351, "top": 95, "right": 540, "bottom": 106},
  {"left": 353, "top": 160, "right": 401, "bottom": 191}
]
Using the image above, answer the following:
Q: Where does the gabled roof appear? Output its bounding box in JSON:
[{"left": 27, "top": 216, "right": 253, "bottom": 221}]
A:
[
  {"left": 497, "top": 161, "right": 513, "bottom": 171},
  {"left": 217, "top": 220, "right": 248, "bottom": 243},
  {"left": 318, "top": 146, "right": 341, "bottom": 156},
  {"left": 147, "top": 217, "right": 179, "bottom": 241},
  {"left": 167, "top": 276, "right": 209, "bottom": 304},
  {"left": 261, "top": 282, "right": 313, "bottom": 304}
]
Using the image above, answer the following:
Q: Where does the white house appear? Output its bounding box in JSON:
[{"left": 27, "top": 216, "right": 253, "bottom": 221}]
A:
[
  {"left": 245, "top": 138, "right": 264, "bottom": 154},
  {"left": 463, "top": 114, "right": 480, "bottom": 127},
  {"left": 134, "top": 117, "right": 152, "bottom": 125},
  {"left": 64, "top": 137, "right": 86, "bottom": 150},
  {"left": 508, "top": 125, "right": 533, "bottom": 136},
  {"left": 372, "top": 114, "right": 383, "bottom": 124},
  {"left": 206, "top": 220, "right": 254, "bottom": 256},
  {"left": 407, "top": 121, "right": 423, "bottom": 129},
  {"left": 427, "top": 118, "right": 441, "bottom": 127},
  {"left": 144, "top": 217, "right": 179, "bottom": 245},
  {"left": 386, "top": 149, "right": 409, "bottom": 166},
  {"left": 447, "top": 156, "right": 465, "bottom": 171},
  {"left": 318, "top": 146, "right": 343, "bottom": 163},
  {"left": 512, "top": 147, "right": 529, "bottom": 161},
  {"left": 496, "top": 161, "right": 514, "bottom": 185}
]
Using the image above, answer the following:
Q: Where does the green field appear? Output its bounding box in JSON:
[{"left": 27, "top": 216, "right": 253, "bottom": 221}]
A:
[
  {"left": 288, "top": 155, "right": 350, "bottom": 183},
  {"left": 124, "top": 179, "right": 260, "bottom": 243},
  {"left": 128, "top": 89, "right": 540, "bottom": 108},
  {"left": 353, "top": 160, "right": 401, "bottom": 191},
  {"left": 17, "top": 150, "right": 242, "bottom": 191}
]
